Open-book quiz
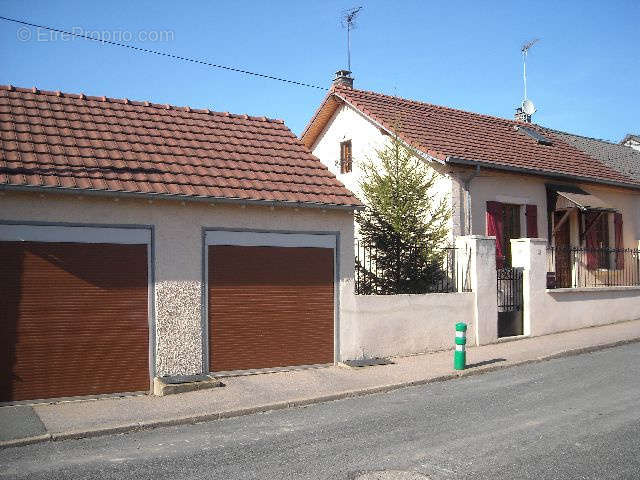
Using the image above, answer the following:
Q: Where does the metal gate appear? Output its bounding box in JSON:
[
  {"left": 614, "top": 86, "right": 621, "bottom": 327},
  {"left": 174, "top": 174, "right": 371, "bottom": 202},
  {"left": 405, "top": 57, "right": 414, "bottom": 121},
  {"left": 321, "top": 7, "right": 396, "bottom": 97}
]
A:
[{"left": 496, "top": 267, "right": 524, "bottom": 337}]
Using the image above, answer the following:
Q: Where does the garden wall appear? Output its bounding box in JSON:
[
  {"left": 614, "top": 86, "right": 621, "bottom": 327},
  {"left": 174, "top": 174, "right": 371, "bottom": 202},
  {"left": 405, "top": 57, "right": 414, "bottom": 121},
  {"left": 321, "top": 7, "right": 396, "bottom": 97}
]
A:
[{"left": 340, "top": 292, "right": 475, "bottom": 359}]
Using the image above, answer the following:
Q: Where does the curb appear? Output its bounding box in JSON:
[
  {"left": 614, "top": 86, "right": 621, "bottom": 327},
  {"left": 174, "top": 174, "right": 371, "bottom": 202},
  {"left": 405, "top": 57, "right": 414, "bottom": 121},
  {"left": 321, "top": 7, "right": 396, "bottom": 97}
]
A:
[
  {"left": 2, "top": 337, "right": 639, "bottom": 449},
  {"left": 0, "top": 434, "right": 51, "bottom": 449}
]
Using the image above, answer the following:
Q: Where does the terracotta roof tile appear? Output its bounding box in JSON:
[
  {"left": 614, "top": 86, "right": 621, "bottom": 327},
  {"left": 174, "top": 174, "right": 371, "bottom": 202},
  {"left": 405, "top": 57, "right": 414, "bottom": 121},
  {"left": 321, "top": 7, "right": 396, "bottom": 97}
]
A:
[
  {"left": 305, "top": 86, "right": 638, "bottom": 189},
  {"left": 0, "top": 85, "right": 361, "bottom": 208}
]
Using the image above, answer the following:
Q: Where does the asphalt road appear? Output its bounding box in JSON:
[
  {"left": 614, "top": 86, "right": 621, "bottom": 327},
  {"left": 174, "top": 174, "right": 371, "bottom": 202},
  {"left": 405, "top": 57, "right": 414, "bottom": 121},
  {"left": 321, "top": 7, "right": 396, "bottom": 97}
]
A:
[{"left": 2, "top": 343, "right": 640, "bottom": 479}]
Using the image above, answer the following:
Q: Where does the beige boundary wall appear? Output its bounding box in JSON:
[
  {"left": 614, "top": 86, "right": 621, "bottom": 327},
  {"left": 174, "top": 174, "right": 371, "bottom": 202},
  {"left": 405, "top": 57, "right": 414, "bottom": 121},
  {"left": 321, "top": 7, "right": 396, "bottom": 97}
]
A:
[
  {"left": 540, "top": 288, "right": 640, "bottom": 335},
  {"left": 339, "top": 235, "right": 493, "bottom": 359},
  {"left": 339, "top": 292, "right": 475, "bottom": 359},
  {"left": 342, "top": 235, "right": 640, "bottom": 361},
  {"left": 512, "top": 238, "right": 640, "bottom": 337}
]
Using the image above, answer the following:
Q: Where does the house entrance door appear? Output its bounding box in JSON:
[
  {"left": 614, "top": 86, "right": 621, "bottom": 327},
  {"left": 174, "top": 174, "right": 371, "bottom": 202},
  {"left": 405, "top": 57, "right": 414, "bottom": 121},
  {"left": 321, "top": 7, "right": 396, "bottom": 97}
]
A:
[
  {"left": 554, "top": 211, "right": 572, "bottom": 288},
  {"left": 496, "top": 204, "right": 524, "bottom": 337}
]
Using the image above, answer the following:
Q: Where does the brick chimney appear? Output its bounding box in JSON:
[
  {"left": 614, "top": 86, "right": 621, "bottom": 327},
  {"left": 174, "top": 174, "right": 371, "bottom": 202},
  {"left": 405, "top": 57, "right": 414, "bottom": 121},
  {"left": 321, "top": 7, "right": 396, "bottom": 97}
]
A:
[
  {"left": 514, "top": 106, "right": 532, "bottom": 123},
  {"left": 332, "top": 70, "right": 353, "bottom": 88}
]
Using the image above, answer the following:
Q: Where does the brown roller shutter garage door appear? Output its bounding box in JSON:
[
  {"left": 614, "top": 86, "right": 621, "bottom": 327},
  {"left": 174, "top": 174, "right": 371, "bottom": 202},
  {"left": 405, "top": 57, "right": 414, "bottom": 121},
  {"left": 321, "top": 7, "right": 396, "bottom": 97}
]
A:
[
  {"left": 0, "top": 242, "right": 149, "bottom": 402},
  {"left": 208, "top": 245, "right": 334, "bottom": 372}
]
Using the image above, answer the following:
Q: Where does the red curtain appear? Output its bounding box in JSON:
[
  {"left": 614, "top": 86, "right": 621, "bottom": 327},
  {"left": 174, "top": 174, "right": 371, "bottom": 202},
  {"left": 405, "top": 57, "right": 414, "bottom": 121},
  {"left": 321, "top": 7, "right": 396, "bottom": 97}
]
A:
[
  {"left": 525, "top": 204, "right": 538, "bottom": 238},
  {"left": 486, "top": 201, "right": 505, "bottom": 268},
  {"left": 585, "top": 211, "right": 599, "bottom": 270},
  {"left": 614, "top": 213, "right": 624, "bottom": 269}
]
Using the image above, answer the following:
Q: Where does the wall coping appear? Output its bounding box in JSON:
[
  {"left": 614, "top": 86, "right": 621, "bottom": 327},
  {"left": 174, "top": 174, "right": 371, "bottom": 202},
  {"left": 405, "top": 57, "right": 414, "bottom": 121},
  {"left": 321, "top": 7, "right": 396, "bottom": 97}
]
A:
[
  {"left": 457, "top": 235, "right": 495, "bottom": 240},
  {"left": 546, "top": 285, "right": 640, "bottom": 294},
  {"left": 354, "top": 291, "right": 474, "bottom": 299},
  {"left": 511, "top": 237, "right": 547, "bottom": 244}
]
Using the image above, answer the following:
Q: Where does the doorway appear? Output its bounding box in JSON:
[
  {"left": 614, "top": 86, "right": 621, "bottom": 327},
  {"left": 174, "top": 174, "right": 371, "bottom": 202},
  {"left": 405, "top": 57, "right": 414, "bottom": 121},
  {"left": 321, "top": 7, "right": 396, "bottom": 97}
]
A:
[
  {"left": 497, "top": 204, "right": 524, "bottom": 337},
  {"left": 553, "top": 210, "right": 572, "bottom": 288}
]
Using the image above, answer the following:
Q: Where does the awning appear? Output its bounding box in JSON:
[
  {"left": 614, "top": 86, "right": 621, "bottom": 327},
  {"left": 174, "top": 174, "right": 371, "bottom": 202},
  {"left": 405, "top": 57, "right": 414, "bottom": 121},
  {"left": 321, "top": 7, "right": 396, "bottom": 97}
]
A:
[{"left": 547, "top": 184, "right": 615, "bottom": 211}]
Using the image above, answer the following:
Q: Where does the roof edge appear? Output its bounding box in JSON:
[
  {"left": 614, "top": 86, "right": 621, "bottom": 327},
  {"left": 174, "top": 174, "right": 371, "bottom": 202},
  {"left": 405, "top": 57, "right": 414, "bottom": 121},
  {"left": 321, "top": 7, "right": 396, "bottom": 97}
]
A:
[
  {"left": 300, "top": 90, "right": 342, "bottom": 149},
  {"left": 333, "top": 93, "right": 447, "bottom": 165},
  {"left": 0, "top": 184, "right": 364, "bottom": 211},
  {"left": 621, "top": 133, "right": 640, "bottom": 145},
  {"left": 334, "top": 85, "right": 536, "bottom": 128},
  {"left": 0, "top": 84, "right": 286, "bottom": 124},
  {"left": 446, "top": 156, "right": 640, "bottom": 192}
]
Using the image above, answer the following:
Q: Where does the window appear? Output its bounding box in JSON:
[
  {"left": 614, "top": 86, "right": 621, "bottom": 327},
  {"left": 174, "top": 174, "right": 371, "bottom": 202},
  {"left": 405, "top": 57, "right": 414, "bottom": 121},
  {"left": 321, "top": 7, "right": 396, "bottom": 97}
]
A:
[
  {"left": 340, "top": 140, "right": 352, "bottom": 174},
  {"left": 486, "top": 202, "right": 521, "bottom": 268},
  {"left": 592, "top": 213, "right": 609, "bottom": 250},
  {"left": 585, "top": 211, "right": 610, "bottom": 269},
  {"left": 502, "top": 204, "right": 521, "bottom": 267},
  {"left": 516, "top": 126, "right": 553, "bottom": 145}
]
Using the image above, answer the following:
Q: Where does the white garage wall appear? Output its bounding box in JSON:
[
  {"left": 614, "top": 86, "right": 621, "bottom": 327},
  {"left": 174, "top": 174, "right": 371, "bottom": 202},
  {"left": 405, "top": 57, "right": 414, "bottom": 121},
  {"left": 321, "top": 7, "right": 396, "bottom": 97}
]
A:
[{"left": 1, "top": 190, "right": 355, "bottom": 377}]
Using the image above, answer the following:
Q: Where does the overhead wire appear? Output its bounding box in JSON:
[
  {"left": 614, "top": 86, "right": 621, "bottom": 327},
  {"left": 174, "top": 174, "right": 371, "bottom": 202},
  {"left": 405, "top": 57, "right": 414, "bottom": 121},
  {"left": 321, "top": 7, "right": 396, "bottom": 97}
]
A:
[{"left": 0, "top": 15, "right": 328, "bottom": 91}]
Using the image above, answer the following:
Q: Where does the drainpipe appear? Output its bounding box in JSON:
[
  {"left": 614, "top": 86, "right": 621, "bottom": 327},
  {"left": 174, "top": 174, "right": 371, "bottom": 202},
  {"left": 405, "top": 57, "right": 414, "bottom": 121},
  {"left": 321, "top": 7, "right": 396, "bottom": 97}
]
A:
[{"left": 461, "top": 165, "right": 481, "bottom": 235}]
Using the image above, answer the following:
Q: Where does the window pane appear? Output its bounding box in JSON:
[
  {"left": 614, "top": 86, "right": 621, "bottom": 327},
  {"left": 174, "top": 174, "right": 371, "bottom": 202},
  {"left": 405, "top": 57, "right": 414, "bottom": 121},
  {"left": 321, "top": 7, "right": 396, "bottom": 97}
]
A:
[
  {"left": 340, "top": 140, "right": 352, "bottom": 173},
  {"left": 501, "top": 204, "right": 521, "bottom": 267}
]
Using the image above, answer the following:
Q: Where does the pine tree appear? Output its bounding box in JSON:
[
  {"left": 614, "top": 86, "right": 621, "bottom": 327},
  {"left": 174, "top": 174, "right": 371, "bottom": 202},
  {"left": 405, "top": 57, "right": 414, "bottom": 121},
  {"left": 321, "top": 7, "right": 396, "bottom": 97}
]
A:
[{"left": 355, "top": 136, "right": 450, "bottom": 294}]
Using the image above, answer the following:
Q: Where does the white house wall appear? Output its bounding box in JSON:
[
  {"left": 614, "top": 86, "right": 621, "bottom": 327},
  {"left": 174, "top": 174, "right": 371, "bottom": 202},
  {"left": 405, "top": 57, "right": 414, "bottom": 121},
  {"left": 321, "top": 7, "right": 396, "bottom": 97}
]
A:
[
  {"left": 311, "top": 104, "right": 385, "bottom": 201},
  {"left": 585, "top": 183, "right": 640, "bottom": 246},
  {"left": 1, "top": 191, "right": 355, "bottom": 376},
  {"left": 469, "top": 169, "right": 640, "bottom": 247},
  {"left": 624, "top": 138, "right": 640, "bottom": 152},
  {"left": 469, "top": 170, "right": 548, "bottom": 239},
  {"left": 311, "top": 103, "right": 457, "bottom": 238}
]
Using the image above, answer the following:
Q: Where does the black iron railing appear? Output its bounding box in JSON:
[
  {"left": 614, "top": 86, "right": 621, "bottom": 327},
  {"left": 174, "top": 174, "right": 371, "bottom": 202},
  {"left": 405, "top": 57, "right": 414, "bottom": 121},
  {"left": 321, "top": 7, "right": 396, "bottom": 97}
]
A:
[
  {"left": 497, "top": 266, "right": 524, "bottom": 337},
  {"left": 546, "top": 247, "right": 640, "bottom": 288},
  {"left": 355, "top": 242, "right": 471, "bottom": 295},
  {"left": 497, "top": 267, "right": 524, "bottom": 312}
]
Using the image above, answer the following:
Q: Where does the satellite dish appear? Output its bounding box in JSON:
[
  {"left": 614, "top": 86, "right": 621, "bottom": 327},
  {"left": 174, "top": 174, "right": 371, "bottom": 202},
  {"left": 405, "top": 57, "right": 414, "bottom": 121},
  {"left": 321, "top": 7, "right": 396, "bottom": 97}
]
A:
[{"left": 522, "top": 99, "right": 536, "bottom": 115}]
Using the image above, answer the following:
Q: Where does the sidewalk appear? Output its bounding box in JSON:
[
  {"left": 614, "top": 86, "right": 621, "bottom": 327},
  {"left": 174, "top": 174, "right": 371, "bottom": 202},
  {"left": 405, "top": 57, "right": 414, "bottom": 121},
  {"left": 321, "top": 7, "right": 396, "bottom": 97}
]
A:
[{"left": 2, "top": 319, "right": 640, "bottom": 448}]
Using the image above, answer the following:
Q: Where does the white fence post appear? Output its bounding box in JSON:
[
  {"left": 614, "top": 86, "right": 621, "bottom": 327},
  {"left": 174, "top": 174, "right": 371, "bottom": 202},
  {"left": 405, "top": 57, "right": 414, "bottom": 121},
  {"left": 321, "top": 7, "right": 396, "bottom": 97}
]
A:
[
  {"left": 455, "top": 235, "right": 498, "bottom": 346},
  {"left": 511, "top": 238, "right": 547, "bottom": 337}
]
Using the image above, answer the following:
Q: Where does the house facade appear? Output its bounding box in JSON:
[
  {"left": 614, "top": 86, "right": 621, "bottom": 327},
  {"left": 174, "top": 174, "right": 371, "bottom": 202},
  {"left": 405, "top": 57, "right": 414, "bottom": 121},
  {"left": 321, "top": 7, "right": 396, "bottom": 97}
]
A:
[
  {"left": 0, "top": 85, "right": 361, "bottom": 403},
  {"left": 621, "top": 134, "right": 640, "bottom": 151},
  {"left": 302, "top": 74, "right": 640, "bottom": 274}
]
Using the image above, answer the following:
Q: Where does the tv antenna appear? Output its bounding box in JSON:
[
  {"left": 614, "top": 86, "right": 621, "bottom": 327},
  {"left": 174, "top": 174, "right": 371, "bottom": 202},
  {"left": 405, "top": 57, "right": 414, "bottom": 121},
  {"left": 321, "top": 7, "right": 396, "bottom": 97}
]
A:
[
  {"left": 521, "top": 38, "right": 539, "bottom": 102},
  {"left": 341, "top": 6, "right": 363, "bottom": 71}
]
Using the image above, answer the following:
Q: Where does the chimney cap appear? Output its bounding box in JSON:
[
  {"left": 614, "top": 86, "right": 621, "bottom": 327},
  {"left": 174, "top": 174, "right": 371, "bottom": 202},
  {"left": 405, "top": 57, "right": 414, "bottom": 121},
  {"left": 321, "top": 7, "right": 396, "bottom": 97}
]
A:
[
  {"left": 514, "top": 106, "right": 532, "bottom": 123},
  {"left": 333, "top": 70, "right": 353, "bottom": 88}
]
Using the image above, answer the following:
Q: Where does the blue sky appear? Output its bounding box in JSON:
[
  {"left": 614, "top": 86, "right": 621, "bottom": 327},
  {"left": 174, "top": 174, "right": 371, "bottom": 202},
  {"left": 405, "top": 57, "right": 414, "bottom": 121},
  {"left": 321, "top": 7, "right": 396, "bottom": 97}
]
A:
[{"left": 1, "top": 1, "right": 638, "bottom": 141}]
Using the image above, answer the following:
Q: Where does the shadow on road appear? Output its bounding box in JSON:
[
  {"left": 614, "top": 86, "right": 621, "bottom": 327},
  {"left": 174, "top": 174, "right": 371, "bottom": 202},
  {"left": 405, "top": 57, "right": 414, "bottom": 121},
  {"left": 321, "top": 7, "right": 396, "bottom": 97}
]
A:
[{"left": 466, "top": 358, "right": 507, "bottom": 369}]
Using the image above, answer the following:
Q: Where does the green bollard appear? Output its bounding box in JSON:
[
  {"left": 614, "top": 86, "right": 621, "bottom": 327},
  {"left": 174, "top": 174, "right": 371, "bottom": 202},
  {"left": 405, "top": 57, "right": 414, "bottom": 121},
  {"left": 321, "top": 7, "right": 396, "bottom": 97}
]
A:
[{"left": 454, "top": 322, "right": 467, "bottom": 370}]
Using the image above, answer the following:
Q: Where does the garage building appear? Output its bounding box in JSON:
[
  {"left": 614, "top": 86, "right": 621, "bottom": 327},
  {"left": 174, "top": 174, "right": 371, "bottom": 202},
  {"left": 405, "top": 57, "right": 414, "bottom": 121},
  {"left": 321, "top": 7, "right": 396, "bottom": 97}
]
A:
[{"left": 0, "top": 85, "right": 360, "bottom": 402}]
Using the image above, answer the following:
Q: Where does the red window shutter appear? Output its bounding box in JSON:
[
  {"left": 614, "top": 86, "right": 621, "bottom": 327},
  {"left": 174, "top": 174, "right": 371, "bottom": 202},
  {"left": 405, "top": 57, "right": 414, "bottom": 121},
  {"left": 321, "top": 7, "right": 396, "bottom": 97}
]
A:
[
  {"left": 525, "top": 204, "right": 538, "bottom": 238},
  {"left": 614, "top": 213, "right": 624, "bottom": 269},
  {"left": 486, "top": 201, "right": 505, "bottom": 268},
  {"left": 585, "top": 211, "right": 599, "bottom": 270}
]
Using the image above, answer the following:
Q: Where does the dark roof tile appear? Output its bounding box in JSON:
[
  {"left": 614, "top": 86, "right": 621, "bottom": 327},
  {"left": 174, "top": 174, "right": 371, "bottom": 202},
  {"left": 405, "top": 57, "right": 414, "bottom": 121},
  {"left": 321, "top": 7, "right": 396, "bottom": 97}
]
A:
[{"left": 548, "top": 130, "right": 640, "bottom": 183}]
